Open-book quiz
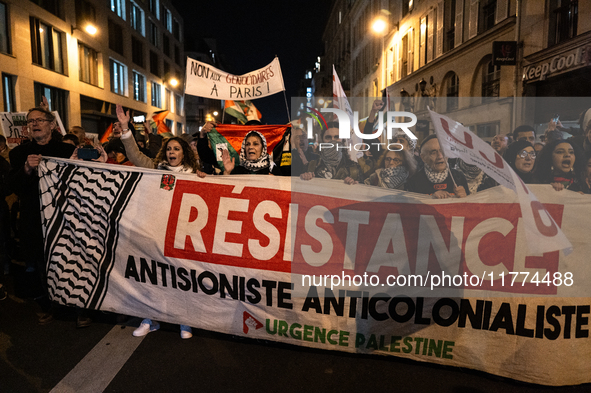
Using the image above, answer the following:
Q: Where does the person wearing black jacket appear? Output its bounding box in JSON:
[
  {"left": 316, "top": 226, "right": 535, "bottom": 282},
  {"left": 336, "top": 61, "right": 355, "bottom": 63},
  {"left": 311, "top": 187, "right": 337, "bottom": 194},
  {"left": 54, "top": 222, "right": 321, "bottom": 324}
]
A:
[
  {"left": 504, "top": 140, "right": 536, "bottom": 184},
  {"left": 220, "top": 130, "right": 281, "bottom": 175},
  {"left": 291, "top": 127, "right": 318, "bottom": 176},
  {"left": 197, "top": 122, "right": 281, "bottom": 175},
  {"left": 0, "top": 154, "right": 10, "bottom": 300},
  {"left": 405, "top": 134, "right": 469, "bottom": 198},
  {"left": 7, "top": 107, "right": 75, "bottom": 324}
]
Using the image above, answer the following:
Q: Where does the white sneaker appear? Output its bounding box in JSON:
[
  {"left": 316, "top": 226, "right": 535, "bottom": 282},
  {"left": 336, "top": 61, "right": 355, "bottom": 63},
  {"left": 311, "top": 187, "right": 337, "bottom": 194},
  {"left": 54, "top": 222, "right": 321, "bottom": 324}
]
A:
[
  {"left": 180, "top": 325, "right": 192, "bottom": 339},
  {"left": 133, "top": 320, "right": 160, "bottom": 337}
]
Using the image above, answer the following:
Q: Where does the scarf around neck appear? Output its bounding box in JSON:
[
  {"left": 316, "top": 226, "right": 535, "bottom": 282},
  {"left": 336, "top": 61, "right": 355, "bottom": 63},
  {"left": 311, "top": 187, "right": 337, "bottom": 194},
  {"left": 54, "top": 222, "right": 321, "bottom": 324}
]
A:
[
  {"left": 424, "top": 163, "right": 449, "bottom": 184},
  {"left": 456, "top": 159, "right": 484, "bottom": 194},
  {"left": 239, "top": 130, "right": 270, "bottom": 172},
  {"left": 317, "top": 144, "right": 343, "bottom": 179},
  {"left": 157, "top": 161, "right": 194, "bottom": 173},
  {"left": 379, "top": 166, "right": 409, "bottom": 189}
]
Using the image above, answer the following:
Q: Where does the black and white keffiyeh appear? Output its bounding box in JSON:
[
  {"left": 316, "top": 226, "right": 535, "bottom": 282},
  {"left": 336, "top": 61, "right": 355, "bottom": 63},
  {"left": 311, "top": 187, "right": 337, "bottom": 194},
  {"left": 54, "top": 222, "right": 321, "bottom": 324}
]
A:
[
  {"left": 455, "top": 159, "right": 484, "bottom": 194},
  {"left": 393, "top": 131, "right": 418, "bottom": 152},
  {"left": 379, "top": 166, "right": 409, "bottom": 189},
  {"left": 456, "top": 159, "right": 481, "bottom": 180},
  {"left": 424, "top": 163, "right": 449, "bottom": 184},
  {"left": 317, "top": 144, "right": 343, "bottom": 179},
  {"left": 239, "top": 130, "right": 271, "bottom": 172}
]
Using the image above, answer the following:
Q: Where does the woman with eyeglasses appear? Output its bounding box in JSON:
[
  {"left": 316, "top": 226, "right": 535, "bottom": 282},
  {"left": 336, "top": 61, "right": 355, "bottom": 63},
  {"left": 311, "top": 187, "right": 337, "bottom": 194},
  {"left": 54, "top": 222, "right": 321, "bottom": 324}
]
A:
[
  {"left": 364, "top": 149, "right": 416, "bottom": 189},
  {"left": 532, "top": 139, "right": 584, "bottom": 191},
  {"left": 503, "top": 140, "right": 537, "bottom": 184}
]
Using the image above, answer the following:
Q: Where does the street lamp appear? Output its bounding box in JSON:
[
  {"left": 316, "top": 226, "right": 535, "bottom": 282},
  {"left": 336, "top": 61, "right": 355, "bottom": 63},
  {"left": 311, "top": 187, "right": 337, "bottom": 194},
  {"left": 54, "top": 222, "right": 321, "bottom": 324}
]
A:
[
  {"left": 71, "top": 23, "right": 98, "bottom": 36},
  {"left": 371, "top": 15, "right": 388, "bottom": 93},
  {"left": 419, "top": 78, "right": 427, "bottom": 96},
  {"left": 372, "top": 18, "right": 387, "bottom": 34},
  {"left": 169, "top": 78, "right": 179, "bottom": 87}
]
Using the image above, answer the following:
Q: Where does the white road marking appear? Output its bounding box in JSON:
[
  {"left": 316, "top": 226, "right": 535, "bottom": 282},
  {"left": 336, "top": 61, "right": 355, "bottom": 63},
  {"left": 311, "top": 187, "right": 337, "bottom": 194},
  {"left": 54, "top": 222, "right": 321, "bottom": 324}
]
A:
[{"left": 50, "top": 326, "right": 144, "bottom": 393}]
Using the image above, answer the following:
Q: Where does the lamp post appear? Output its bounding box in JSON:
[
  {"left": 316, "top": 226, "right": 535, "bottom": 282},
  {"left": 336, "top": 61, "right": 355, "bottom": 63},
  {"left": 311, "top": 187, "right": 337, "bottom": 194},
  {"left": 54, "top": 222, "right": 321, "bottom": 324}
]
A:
[{"left": 371, "top": 16, "right": 387, "bottom": 94}]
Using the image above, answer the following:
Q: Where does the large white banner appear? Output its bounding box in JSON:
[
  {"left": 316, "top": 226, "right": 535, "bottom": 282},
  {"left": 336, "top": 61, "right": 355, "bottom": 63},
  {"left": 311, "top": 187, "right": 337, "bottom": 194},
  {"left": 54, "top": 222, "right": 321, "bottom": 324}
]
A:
[
  {"left": 185, "top": 57, "right": 285, "bottom": 100},
  {"left": 38, "top": 158, "right": 591, "bottom": 386}
]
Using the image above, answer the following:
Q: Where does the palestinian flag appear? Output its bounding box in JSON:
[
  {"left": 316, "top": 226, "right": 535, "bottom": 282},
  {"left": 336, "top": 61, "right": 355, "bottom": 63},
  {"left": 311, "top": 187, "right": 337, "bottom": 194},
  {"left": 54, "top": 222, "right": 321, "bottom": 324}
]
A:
[
  {"left": 153, "top": 110, "right": 171, "bottom": 134},
  {"left": 207, "top": 124, "right": 290, "bottom": 170},
  {"left": 100, "top": 123, "right": 113, "bottom": 143},
  {"left": 224, "top": 100, "right": 262, "bottom": 124}
]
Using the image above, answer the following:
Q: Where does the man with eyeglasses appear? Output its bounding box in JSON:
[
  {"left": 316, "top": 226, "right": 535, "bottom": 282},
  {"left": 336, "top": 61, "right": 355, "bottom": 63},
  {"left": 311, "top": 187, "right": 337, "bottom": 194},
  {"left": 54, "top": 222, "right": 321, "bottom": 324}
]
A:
[
  {"left": 405, "top": 134, "right": 469, "bottom": 199},
  {"left": 8, "top": 107, "right": 75, "bottom": 325}
]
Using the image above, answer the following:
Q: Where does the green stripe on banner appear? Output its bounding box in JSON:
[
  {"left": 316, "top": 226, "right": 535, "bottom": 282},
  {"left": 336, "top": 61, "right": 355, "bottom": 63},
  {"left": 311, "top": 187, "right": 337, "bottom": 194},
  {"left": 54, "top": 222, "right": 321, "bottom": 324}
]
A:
[{"left": 207, "top": 129, "right": 240, "bottom": 170}]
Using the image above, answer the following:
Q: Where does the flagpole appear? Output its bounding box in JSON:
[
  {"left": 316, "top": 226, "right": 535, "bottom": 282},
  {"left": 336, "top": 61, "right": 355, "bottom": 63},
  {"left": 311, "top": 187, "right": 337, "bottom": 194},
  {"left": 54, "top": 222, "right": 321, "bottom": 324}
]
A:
[
  {"left": 282, "top": 90, "right": 291, "bottom": 124},
  {"left": 446, "top": 159, "right": 459, "bottom": 188},
  {"left": 222, "top": 101, "right": 226, "bottom": 124},
  {"left": 428, "top": 106, "right": 458, "bottom": 188}
]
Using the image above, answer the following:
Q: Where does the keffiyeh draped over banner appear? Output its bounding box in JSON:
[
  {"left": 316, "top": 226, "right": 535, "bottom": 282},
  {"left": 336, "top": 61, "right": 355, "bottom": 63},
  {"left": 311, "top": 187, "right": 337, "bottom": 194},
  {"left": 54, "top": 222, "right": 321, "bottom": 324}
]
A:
[
  {"left": 185, "top": 57, "right": 285, "bottom": 100},
  {"left": 38, "top": 158, "right": 591, "bottom": 386}
]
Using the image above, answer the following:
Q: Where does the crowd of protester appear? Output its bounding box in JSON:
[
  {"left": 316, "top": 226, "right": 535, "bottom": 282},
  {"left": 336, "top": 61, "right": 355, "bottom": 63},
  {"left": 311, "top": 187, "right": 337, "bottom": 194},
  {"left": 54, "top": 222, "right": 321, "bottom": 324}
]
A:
[
  {"left": 296, "top": 102, "right": 591, "bottom": 198},
  {"left": 0, "top": 98, "right": 590, "bottom": 340}
]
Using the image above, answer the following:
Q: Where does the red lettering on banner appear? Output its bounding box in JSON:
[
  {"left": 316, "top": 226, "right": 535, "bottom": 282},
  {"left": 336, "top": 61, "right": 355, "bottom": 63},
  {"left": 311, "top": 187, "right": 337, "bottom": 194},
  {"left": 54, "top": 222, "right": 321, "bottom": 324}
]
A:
[
  {"left": 440, "top": 118, "right": 473, "bottom": 148},
  {"left": 530, "top": 201, "right": 559, "bottom": 237},
  {"left": 290, "top": 192, "right": 564, "bottom": 295},
  {"left": 479, "top": 150, "right": 505, "bottom": 169},
  {"left": 164, "top": 180, "right": 292, "bottom": 272},
  {"left": 164, "top": 180, "right": 564, "bottom": 294}
]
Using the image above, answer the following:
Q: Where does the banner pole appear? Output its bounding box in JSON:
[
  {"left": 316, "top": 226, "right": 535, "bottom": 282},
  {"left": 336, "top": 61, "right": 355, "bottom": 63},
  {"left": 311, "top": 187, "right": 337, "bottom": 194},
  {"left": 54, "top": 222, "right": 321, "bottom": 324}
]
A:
[
  {"left": 282, "top": 90, "right": 291, "bottom": 124},
  {"left": 446, "top": 159, "right": 459, "bottom": 188},
  {"left": 429, "top": 106, "right": 459, "bottom": 188}
]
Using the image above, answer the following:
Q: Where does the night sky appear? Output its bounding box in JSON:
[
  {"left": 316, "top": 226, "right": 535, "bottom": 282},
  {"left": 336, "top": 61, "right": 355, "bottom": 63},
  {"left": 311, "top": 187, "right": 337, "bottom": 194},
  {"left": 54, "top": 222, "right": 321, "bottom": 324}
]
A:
[{"left": 170, "top": 0, "right": 333, "bottom": 124}]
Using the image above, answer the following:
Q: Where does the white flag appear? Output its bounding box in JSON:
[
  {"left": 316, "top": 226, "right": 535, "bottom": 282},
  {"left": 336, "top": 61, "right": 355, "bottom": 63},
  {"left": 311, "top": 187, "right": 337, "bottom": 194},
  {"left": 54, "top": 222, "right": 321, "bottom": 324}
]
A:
[
  {"left": 429, "top": 108, "right": 572, "bottom": 255},
  {"left": 332, "top": 66, "right": 362, "bottom": 161}
]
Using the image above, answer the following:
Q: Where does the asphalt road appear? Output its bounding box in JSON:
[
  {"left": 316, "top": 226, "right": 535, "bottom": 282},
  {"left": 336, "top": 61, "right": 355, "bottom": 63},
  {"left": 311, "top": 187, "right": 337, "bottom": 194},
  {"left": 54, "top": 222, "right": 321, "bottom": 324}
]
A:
[{"left": 1, "top": 264, "right": 589, "bottom": 393}]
